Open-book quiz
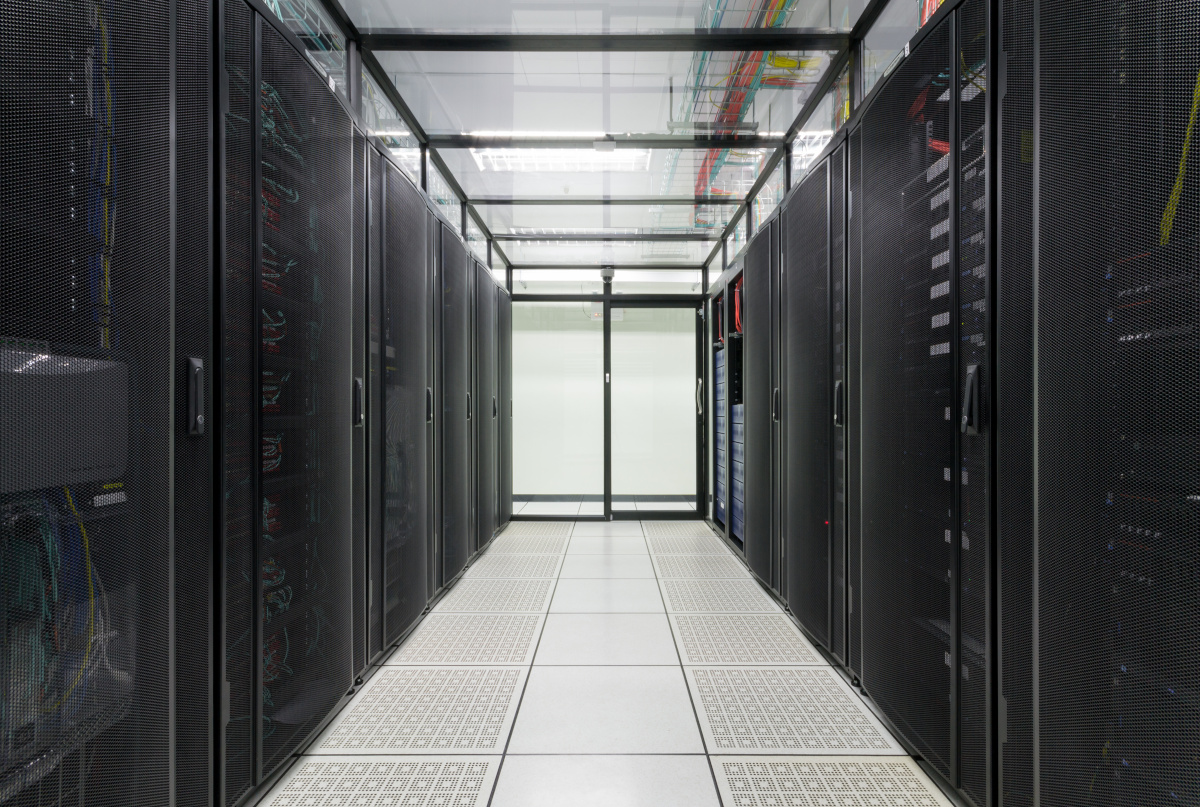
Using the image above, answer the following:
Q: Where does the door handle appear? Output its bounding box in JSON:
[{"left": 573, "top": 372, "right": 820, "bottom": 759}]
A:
[
  {"left": 187, "top": 358, "right": 204, "bottom": 436},
  {"left": 696, "top": 378, "right": 703, "bottom": 416},
  {"left": 353, "top": 377, "right": 364, "bottom": 426},
  {"left": 833, "top": 379, "right": 844, "bottom": 427},
  {"left": 772, "top": 387, "right": 781, "bottom": 422},
  {"left": 961, "top": 364, "right": 980, "bottom": 435},
  {"left": 493, "top": 396, "right": 497, "bottom": 418},
  {"left": 467, "top": 392, "right": 472, "bottom": 420},
  {"left": 426, "top": 388, "right": 433, "bottom": 423}
]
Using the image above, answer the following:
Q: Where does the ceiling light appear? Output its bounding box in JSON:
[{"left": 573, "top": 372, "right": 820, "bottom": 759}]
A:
[{"left": 470, "top": 148, "right": 652, "bottom": 173}]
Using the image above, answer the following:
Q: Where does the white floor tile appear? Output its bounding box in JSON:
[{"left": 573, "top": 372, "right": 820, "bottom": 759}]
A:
[
  {"left": 571, "top": 521, "right": 645, "bottom": 537},
  {"left": 535, "top": 614, "right": 679, "bottom": 665},
  {"left": 578, "top": 501, "right": 605, "bottom": 516},
  {"left": 507, "top": 666, "right": 704, "bottom": 753},
  {"left": 387, "top": 614, "right": 545, "bottom": 666},
  {"left": 559, "top": 554, "right": 656, "bottom": 579},
  {"left": 659, "top": 578, "right": 780, "bottom": 613},
  {"left": 311, "top": 667, "right": 528, "bottom": 754},
  {"left": 651, "top": 554, "right": 750, "bottom": 578},
  {"left": 434, "top": 579, "right": 554, "bottom": 613},
  {"left": 610, "top": 500, "right": 639, "bottom": 511},
  {"left": 710, "top": 756, "right": 953, "bottom": 806},
  {"left": 261, "top": 756, "right": 501, "bottom": 807},
  {"left": 550, "top": 579, "right": 665, "bottom": 613},
  {"left": 466, "top": 553, "right": 563, "bottom": 578},
  {"left": 567, "top": 535, "right": 649, "bottom": 555},
  {"left": 685, "top": 667, "right": 905, "bottom": 755},
  {"left": 521, "top": 501, "right": 582, "bottom": 516},
  {"left": 635, "top": 501, "right": 697, "bottom": 511},
  {"left": 643, "top": 521, "right": 722, "bottom": 539},
  {"left": 669, "top": 614, "right": 824, "bottom": 666},
  {"left": 491, "top": 755, "right": 720, "bottom": 807},
  {"left": 512, "top": 501, "right": 527, "bottom": 514}
]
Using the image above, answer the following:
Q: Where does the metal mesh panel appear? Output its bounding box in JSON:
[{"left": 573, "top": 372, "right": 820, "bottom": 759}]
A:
[
  {"left": 957, "top": 1, "right": 990, "bottom": 802},
  {"left": 222, "top": 2, "right": 255, "bottom": 802},
  {"left": 383, "top": 166, "right": 430, "bottom": 646},
  {"left": 367, "top": 148, "right": 384, "bottom": 662},
  {"left": 1037, "top": 0, "right": 1200, "bottom": 803},
  {"left": 858, "top": 19, "right": 955, "bottom": 779},
  {"left": 743, "top": 226, "right": 774, "bottom": 583},
  {"left": 996, "top": 0, "right": 1034, "bottom": 802},
  {"left": 174, "top": 0, "right": 215, "bottom": 803},
  {"left": 258, "top": 22, "right": 354, "bottom": 774},
  {"left": 441, "top": 232, "right": 473, "bottom": 582},
  {"left": 830, "top": 144, "right": 847, "bottom": 664},
  {"left": 352, "top": 130, "right": 367, "bottom": 678},
  {"left": 783, "top": 160, "right": 831, "bottom": 648},
  {"left": 474, "top": 267, "right": 497, "bottom": 549},
  {"left": 847, "top": 127, "right": 863, "bottom": 679},
  {"left": 0, "top": 0, "right": 172, "bottom": 801}
]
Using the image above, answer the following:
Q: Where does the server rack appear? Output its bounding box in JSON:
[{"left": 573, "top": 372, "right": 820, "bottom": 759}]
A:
[
  {"left": 497, "top": 290, "right": 513, "bottom": 525},
  {"left": 474, "top": 263, "right": 499, "bottom": 549},
  {"left": 743, "top": 222, "right": 777, "bottom": 587},
  {"left": 440, "top": 229, "right": 472, "bottom": 583},
  {"left": 713, "top": 289, "right": 728, "bottom": 530},
  {"left": 856, "top": 15, "right": 957, "bottom": 783},
  {"left": 351, "top": 129, "right": 368, "bottom": 678},
  {"left": 846, "top": 127, "right": 864, "bottom": 683},
  {"left": 829, "top": 144, "right": 848, "bottom": 665},
  {"left": 999, "top": 0, "right": 1200, "bottom": 803},
  {"left": 381, "top": 157, "right": 431, "bottom": 648},
  {"left": 366, "top": 144, "right": 385, "bottom": 665},
  {"left": 729, "top": 273, "right": 746, "bottom": 550},
  {"left": 0, "top": 0, "right": 212, "bottom": 802},
  {"left": 782, "top": 158, "right": 832, "bottom": 649}
]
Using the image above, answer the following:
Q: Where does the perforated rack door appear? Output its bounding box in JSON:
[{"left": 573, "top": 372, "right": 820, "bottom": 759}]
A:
[
  {"left": 743, "top": 221, "right": 776, "bottom": 585},
  {"left": 382, "top": 165, "right": 430, "bottom": 646},
  {"left": 352, "top": 128, "right": 368, "bottom": 679},
  {"left": 846, "top": 126, "right": 864, "bottom": 680},
  {"left": 441, "top": 231, "right": 473, "bottom": 582},
  {"left": 857, "top": 17, "right": 955, "bottom": 780},
  {"left": 783, "top": 158, "right": 831, "bottom": 649},
  {"left": 367, "top": 146, "right": 385, "bottom": 662},
  {"left": 1032, "top": 0, "right": 1200, "bottom": 803},
  {"left": 474, "top": 264, "right": 498, "bottom": 548},
  {"left": 829, "top": 143, "right": 847, "bottom": 665},
  {"left": 498, "top": 290, "right": 513, "bottom": 524},
  {"left": 258, "top": 21, "right": 354, "bottom": 776}
]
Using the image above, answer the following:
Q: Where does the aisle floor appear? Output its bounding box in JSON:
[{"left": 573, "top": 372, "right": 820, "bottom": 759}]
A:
[{"left": 261, "top": 521, "right": 953, "bottom": 806}]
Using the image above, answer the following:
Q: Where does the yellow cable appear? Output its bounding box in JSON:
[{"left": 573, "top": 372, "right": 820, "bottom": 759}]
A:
[
  {"left": 43, "top": 487, "right": 96, "bottom": 714},
  {"left": 1161, "top": 66, "right": 1200, "bottom": 246}
]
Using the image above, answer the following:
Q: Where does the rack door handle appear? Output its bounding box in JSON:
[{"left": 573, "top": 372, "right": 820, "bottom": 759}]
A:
[
  {"left": 426, "top": 388, "right": 433, "bottom": 423},
  {"left": 696, "top": 378, "right": 703, "bottom": 416},
  {"left": 467, "top": 392, "right": 472, "bottom": 420},
  {"left": 833, "top": 379, "right": 844, "bottom": 427},
  {"left": 353, "top": 377, "right": 364, "bottom": 426},
  {"left": 961, "top": 364, "right": 980, "bottom": 435},
  {"left": 772, "top": 387, "right": 781, "bottom": 422},
  {"left": 492, "top": 396, "right": 497, "bottom": 418},
  {"left": 188, "top": 358, "right": 204, "bottom": 436}
]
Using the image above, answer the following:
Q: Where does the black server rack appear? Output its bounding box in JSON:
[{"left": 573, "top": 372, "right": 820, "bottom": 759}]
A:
[
  {"left": 474, "top": 263, "right": 499, "bottom": 549},
  {"left": 498, "top": 289, "right": 513, "bottom": 525},
  {"left": 366, "top": 146, "right": 384, "bottom": 664},
  {"left": 381, "top": 161, "right": 431, "bottom": 647},
  {"left": 351, "top": 129, "right": 368, "bottom": 678},
  {"left": 730, "top": 281, "right": 745, "bottom": 549},
  {"left": 256, "top": 19, "right": 355, "bottom": 776},
  {"left": 427, "top": 211, "right": 442, "bottom": 592},
  {"left": 999, "top": 0, "right": 1200, "bottom": 803},
  {"left": 743, "top": 222, "right": 776, "bottom": 586},
  {"left": 440, "top": 228, "right": 473, "bottom": 582},
  {"left": 713, "top": 290, "right": 728, "bottom": 530},
  {"left": 857, "top": 16, "right": 957, "bottom": 782},
  {"left": 782, "top": 158, "right": 832, "bottom": 649},
  {"left": 1, "top": 0, "right": 212, "bottom": 802},
  {"left": 829, "top": 144, "right": 848, "bottom": 665}
]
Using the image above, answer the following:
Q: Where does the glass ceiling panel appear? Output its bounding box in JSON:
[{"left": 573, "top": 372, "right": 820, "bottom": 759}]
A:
[
  {"left": 437, "top": 146, "right": 775, "bottom": 199},
  {"left": 503, "top": 239, "right": 713, "bottom": 266},
  {"left": 373, "top": 49, "right": 834, "bottom": 138},
  {"left": 474, "top": 203, "right": 741, "bottom": 236},
  {"left": 344, "top": 0, "right": 865, "bottom": 34}
]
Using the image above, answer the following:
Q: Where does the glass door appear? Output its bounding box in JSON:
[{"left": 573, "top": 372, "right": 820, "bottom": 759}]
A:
[{"left": 608, "top": 304, "right": 702, "bottom": 517}]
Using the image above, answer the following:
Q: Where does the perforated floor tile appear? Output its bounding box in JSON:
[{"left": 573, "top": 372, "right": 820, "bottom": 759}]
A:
[
  {"left": 313, "top": 667, "right": 527, "bottom": 754},
  {"left": 669, "top": 615, "right": 823, "bottom": 665},
  {"left": 434, "top": 579, "right": 554, "bottom": 613},
  {"left": 660, "top": 579, "right": 780, "bottom": 613},
  {"left": 465, "top": 553, "right": 563, "bottom": 579},
  {"left": 262, "top": 756, "right": 500, "bottom": 807},
  {"left": 685, "top": 667, "right": 904, "bottom": 754},
  {"left": 652, "top": 554, "right": 750, "bottom": 578},
  {"left": 645, "top": 533, "right": 730, "bottom": 554},
  {"left": 498, "top": 521, "right": 574, "bottom": 538},
  {"left": 387, "top": 614, "right": 544, "bottom": 665},
  {"left": 643, "top": 521, "right": 721, "bottom": 538},
  {"left": 710, "top": 756, "right": 952, "bottom": 806}
]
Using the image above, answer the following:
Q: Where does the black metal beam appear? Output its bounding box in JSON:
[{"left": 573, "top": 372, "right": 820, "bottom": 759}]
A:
[
  {"left": 494, "top": 233, "right": 718, "bottom": 243},
  {"left": 784, "top": 48, "right": 852, "bottom": 142},
  {"left": 427, "top": 134, "right": 785, "bottom": 150},
  {"left": 470, "top": 196, "right": 740, "bottom": 206},
  {"left": 848, "top": 0, "right": 893, "bottom": 39},
  {"left": 362, "top": 28, "right": 850, "bottom": 52},
  {"left": 360, "top": 48, "right": 428, "bottom": 143}
]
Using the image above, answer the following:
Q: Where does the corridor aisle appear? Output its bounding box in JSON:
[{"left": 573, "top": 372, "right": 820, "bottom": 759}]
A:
[{"left": 260, "top": 521, "right": 953, "bottom": 806}]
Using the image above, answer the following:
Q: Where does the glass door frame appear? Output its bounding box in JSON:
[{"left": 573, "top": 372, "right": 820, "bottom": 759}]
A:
[{"left": 510, "top": 284, "right": 707, "bottom": 521}]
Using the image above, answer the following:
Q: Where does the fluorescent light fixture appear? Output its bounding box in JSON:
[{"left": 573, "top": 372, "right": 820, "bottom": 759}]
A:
[
  {"left": 467, "top": 130, "right": 610, "bottom": 139},
  {"left": 470, "top": 148, "right": 652, "bottom": 173},
  {"left": 370, "top": 129, "right": 413, "bottom": 137}
]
